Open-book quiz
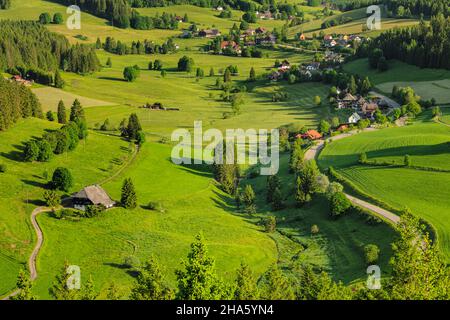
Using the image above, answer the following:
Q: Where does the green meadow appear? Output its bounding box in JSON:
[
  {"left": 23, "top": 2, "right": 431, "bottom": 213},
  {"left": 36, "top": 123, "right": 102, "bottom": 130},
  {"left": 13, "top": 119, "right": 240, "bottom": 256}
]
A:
[
  {"left": 0, "top": 118, "right": 132, "bottom": 296},
  {"left": 318, "top": 121, "right": 450, "bottom": 261}
]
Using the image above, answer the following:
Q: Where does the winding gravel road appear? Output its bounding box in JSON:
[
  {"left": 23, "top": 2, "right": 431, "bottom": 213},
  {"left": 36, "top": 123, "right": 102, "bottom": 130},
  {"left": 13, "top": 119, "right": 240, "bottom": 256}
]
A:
[{"left": 306, "top": 129, "right": 400, "bottom": 225}]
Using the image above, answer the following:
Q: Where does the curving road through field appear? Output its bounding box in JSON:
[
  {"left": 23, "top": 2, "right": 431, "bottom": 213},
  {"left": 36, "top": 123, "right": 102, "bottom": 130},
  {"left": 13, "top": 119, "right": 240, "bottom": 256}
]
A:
[{"left": 305, "top": 129, "right": 400, "bottom": 225}]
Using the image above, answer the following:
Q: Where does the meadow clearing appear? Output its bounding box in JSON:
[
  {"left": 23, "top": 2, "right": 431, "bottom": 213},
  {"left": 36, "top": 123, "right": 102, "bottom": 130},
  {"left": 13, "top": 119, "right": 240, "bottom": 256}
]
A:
[{"left": 318, "top": 119, "right": 450, "bottom": 261}]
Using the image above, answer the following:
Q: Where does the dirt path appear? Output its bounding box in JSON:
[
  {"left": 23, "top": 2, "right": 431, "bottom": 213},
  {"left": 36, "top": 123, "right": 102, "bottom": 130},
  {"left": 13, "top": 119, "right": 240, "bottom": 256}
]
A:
[
  {"left": 2, "top": 142, "right": 140, "bottom": 300},
  {"left": 1, "top": 207, "right": 50, "bottom": 300},
  {"left": 305, "top": 128, "right": 400, "bottom": 225}
]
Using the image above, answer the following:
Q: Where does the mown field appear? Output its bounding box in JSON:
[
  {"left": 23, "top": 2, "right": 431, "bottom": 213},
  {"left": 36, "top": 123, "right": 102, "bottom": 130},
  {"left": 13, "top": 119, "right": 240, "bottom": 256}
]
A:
[
  {"left": 0, "top": 118, "right": 133, "bottom": 296},
  {"left": 318, "top": 120, "right": 450, "bottom": 261}
]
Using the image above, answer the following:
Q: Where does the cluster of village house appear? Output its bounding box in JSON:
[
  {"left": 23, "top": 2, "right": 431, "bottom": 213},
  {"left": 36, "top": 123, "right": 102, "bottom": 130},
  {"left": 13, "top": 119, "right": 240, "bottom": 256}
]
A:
[
  {"left": 192, "top": 26, "right": 277, "bottom": 55},
  {"left": 4, "top": 75, "right": 33, "bottom": 86}
]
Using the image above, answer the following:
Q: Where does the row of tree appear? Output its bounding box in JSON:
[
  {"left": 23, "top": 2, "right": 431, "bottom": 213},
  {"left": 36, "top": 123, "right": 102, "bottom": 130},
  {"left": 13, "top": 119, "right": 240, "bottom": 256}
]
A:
[
  {"left": 0, "top": 78, "right": 43, "bottom": 131},
  {"left": 22, "top": 100, "right": 88, "bottom": 162},
  {"left": 0, "top": 0, "right": 10, "bottom": 9},
  {"left": 101, "top": 37, "right": 177, "bottom": 55}
]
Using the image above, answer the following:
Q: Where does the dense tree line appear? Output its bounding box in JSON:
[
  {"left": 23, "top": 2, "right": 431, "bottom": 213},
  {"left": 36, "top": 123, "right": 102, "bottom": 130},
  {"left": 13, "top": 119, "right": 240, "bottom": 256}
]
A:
[
  {"left": 0, "top": 21, "right": 100, "bottom": 75},
  {"left": 102, "top": 37, "right": 177, "bottom": 55},
  {"left": 327, "top": 0, "right": 449, "bottom": 17},
  {"left": 359, "top": 15, "right": 450, "bottom": 70},
  {"left": 0, "top": 0, "right": 10, "bottom": 9},
  {"left": 0, "top": 78, "right": 43, "bottom": 131}
]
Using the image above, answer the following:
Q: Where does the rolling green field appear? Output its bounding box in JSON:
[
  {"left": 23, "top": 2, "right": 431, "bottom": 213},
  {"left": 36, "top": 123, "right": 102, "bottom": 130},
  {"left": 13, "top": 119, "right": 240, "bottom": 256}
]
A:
[
  {"left": 58, "top": 49, "right": 341, "bottom": 138},
  {"left": 318, "top": 121, "right": 450, "bottom": 261},
  {"left": 0, "top": 118, "right": 133, "bottom": 296},
  {"left": 0, "top": 0, "right": 422, "bottom": 299},
  {"left": 245, "top": 153, "right": 396, "bottom": 283},
  {"left": 344, "top": 59, "right": 450, "bottom": 85},
  {"left": 32, "top": 141, "right": 278, "bottom": 298},
  {"left": 377, "top": 79, "right": 450, "bottom": 105}
]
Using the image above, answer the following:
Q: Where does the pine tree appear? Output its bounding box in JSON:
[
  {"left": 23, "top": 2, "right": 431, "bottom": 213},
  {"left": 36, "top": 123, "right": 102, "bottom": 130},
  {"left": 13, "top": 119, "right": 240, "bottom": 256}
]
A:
[
  {"left": 266, "top": 175, "right": 280, "bottom": 203},
  {"left": 388, "top": 209, "right": 450, "bottom": 299},
  {"left": 224, "top": 68, "right": 231, "bottom": 83},
  {"left": 49, "top": 261, "right": 79, "bottom": 300},
  {"left": 10, "top": 269, "right": 37, "bottom": 300},
  {"left": 260, "top": 265, "right": 295, "bottom": 300},
  {"left": 249, "top": 67, "right": 256, "bottom": 81},
  {"left": 57, "top": 100, "right": 66, "bottom": 124},
  {"left": 209, "top": 67, "right": 215, "bottom": 77},
  {"left": 271, "top": 187, "right": 284, "bottom": 211},
  {"left": 95, "top": 37, "right": 102, "bottom": 49},
  {"left": 106, "top": 57, "right": 112, "bottom": 68},
  {"left": 126, "top": 113, "right": 142, "bottom": 140},
  {"left": 130, "top": 256, "right": 174, "bottom": 300},
  {"left": 54, "top": 70, "right": 65, "bottom": 88},
  {"left": 121, "top": 178, "right": 137, "bottom": 209},
  {"left": 106, "top": 282, "right": 121, "bottom": 300},
  {"left": 234, "top": 263, "right": 259, "bottom": 300},
  {"left": 176, "top": 233, "right": 229, "bottom": 300},
  {"left": 69, "top": 99, "right": 85, "bottom": 122}
]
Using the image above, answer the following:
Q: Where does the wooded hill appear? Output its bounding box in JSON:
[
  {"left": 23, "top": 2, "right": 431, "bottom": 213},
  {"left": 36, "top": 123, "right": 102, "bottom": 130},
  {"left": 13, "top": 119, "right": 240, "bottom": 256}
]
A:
[
  {"left": 360, "top": 14, "right": 450, "bottom": 70},
  {"left": 0, "top": 78, "right": 43, "bottom": 131},
  {"left": 0, "top": 21, "right": 100, "bottom": 74}
]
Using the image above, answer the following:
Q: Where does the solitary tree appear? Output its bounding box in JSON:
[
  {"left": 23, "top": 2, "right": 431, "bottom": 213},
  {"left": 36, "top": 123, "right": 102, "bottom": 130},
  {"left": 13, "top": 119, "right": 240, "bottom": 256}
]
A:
[
  {"left": 53, "top": 12, "right": 64, "bottom": 24},
  {"left": 51, "top": 167, "right": 73, "bottom": 192},
  {"left": 249, "top": 67, "right": 256, "bottom": 82},
  {"left": 176, "top": 233, "right": 229, "bottom": 299},
  {"left": 57, "top": 100, "right": 66, "bottom": 124},
  {"left": 123, "top": 66, "right": 140, "bottom": 82},
  {"left": 121, "top": 178, "right": 137, "bottom": 209}
]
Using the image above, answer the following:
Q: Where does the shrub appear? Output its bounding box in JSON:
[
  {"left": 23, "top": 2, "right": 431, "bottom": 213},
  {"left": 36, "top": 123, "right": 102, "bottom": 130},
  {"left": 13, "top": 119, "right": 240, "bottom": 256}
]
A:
[
  {"left": 147, "top": 201, "right": 166, "bottom": 213},
  {"left": 311, "top": 225, "right": 319, "bottom": 235},
  {"left": 330, "top": 191, "right": 351, "bottom": 218},
  {"left": 364, "top": 244, "right": 380, "bottom": 265},
  {"left": 263, "top": 216, "right": 276, "bottom": 233},
  {"left": 0, "top": 163, "right": 6, "bottom": 173},
  {"left": 123, "top": 256, "right": 141, "bottom": 269}
]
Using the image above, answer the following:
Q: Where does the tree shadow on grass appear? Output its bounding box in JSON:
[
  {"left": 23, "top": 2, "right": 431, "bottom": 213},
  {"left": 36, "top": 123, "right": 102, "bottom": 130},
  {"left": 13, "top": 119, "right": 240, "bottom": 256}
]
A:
[
  {"left": 21, "top": 179, "right": 49, "bottom": 189},
  {"left": 97, "top": 76, "right": 127, "bottom": 82},
  {"left": 104, "top": 262, "right": 139, "bottom": 278}
]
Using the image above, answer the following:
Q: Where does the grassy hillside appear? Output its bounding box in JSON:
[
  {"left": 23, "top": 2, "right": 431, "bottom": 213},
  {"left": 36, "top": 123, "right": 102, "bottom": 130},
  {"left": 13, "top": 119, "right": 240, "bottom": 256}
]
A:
[
  {"left": 0, "top": 118, "right": 132, "bottom": 296},
  {"left": 318, "top": 121, "right": 450, "bottom": 261},
  {"left": 33, "top": 142, "right": 277, "bottom": 298}
]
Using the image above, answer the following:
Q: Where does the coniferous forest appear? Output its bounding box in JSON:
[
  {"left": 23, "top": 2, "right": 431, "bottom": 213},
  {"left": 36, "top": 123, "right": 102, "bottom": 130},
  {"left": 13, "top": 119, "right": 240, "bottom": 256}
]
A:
[
  {"left": 359, "top": 14, "right": 450, "bottom": 69},
  {"left": 0, "top": 78, "right": 43, "bottom": 131},
  {"left": 0, "top": 21, "right": 100, "bottom": 74}
]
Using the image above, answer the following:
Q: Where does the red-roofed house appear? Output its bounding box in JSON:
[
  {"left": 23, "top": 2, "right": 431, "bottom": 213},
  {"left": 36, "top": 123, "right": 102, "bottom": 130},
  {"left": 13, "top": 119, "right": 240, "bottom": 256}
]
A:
[{"left": 297, "top": 130, "right": 323, "bottom": 140}]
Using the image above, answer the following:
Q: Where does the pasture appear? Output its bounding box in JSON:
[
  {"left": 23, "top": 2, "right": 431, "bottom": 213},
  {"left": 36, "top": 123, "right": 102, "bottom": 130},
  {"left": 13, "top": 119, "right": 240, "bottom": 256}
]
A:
[
  {"left": 32, "top": 87, "right": 116, "bottom": 112},
  {"left": 318, "top": 121, "right": 450, "bottom": 261},
  {"left": 0, "top": 118, "right": 132, "bottom": 296},
  {"left": 32, "top": 142, "right": 277, "bottom": 298}
]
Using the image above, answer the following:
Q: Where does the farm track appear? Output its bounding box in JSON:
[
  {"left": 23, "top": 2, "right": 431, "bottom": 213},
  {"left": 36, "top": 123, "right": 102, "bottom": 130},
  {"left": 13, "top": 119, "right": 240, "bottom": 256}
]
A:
[{"left": 306, "top": 128, "right": 401, "bottom": 225}]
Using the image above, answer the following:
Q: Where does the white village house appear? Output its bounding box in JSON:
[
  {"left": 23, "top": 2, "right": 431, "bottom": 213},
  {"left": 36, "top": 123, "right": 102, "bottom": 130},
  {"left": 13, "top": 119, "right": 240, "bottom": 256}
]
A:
[
  {"left": 348, "top": 112, "right": 361, "bottom": 124},
  {"left": 71, "top": 185, "right": 115, "bottom": 211}
]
